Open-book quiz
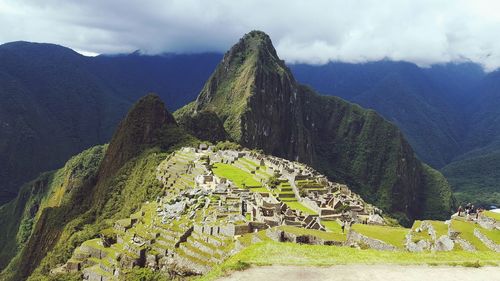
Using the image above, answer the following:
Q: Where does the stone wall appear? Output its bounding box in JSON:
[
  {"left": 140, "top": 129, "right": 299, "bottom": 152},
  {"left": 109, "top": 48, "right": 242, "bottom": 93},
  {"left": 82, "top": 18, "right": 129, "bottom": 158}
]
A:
[
  {"left": 347, "top": 230, "right": 397, "bottom": 251},
  {"left": 474, "top": 228, "right": 500, "bottom": 252}
]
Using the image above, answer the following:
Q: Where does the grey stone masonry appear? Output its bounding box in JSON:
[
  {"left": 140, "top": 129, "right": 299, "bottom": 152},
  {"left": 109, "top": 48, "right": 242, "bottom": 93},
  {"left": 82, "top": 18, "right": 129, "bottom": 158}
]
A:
[
  {"left": 347, "top": 230, "right": 398, "bottom": 251},
  {"left": 474, "top": 228, "right": 500, "bottom": 252}
]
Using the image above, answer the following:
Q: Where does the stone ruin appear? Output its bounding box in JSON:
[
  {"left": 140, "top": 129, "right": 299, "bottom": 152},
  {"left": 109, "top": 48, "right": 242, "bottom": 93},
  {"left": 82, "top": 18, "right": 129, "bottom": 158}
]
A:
[{"left": 57, "top": 145, "right": 387, "bottom": 280}]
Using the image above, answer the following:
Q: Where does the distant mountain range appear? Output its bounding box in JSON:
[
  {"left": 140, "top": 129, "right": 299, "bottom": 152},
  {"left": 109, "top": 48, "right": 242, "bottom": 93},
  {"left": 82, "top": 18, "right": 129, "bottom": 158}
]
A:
[
  {"left": 1, "top": 39, "right": 499, "bottom": 207},
  {"left": 0, "top": 42, "right": 219, "bottom": 204}
]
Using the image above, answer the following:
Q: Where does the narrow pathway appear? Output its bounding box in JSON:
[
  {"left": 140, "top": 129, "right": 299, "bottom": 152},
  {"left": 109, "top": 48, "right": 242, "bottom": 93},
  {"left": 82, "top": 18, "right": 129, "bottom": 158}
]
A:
[{"left": 217, "top": 265, "right": 500, "bottom": 281}]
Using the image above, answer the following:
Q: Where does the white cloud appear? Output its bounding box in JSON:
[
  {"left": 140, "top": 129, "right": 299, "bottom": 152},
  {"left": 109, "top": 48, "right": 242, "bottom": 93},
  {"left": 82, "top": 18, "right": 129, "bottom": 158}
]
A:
[{"left": 1, "top": 0, "right": 500, "bottom": 70}]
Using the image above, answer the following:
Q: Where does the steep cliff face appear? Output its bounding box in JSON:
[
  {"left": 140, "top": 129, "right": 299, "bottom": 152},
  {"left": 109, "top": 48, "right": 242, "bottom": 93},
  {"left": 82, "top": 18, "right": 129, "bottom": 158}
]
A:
[{"left": 177, "top": 31, "right": 453, "bottom": 223}]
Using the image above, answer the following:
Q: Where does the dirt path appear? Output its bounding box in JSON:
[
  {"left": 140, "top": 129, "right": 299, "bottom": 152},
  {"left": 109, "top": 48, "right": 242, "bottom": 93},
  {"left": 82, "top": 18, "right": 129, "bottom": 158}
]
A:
[{"left": 217, "top": 264, "right": 500, "bottom": 281}]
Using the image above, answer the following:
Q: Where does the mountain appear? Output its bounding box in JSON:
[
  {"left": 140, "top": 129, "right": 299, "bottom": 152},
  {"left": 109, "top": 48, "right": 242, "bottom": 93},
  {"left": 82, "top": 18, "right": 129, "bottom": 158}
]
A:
[
  {"left": 290, "top": 61, "right": 485, "bottom": 168},
  {"left": 0, "top": 42, "right": 127, "bottom": 204},
  {"left": 0, "top": 145, "right": 106, "bottom": 274},
  {"left": 0, "top": 94, "right": 198, "bottom": 280},
  {"left": 441, "top": 69, "right": 500, "bottom": 206},
  {"left": 175, "top": 31, "right": 453, "bottom": 224},
  {"left": 1, "top": 39, "right": 496, "bottom": 209},
  {"left": 289, "top": 61, "right": 500, "bottom": 206},
  {"left": 0, "top": 42, "right": 219, "bottom": 204}
]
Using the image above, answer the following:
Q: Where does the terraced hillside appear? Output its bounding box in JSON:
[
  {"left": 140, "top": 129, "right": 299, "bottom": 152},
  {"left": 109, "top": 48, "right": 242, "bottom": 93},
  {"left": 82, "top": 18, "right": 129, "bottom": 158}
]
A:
[{"left": 53, "top": 145, "right": 499, "bottom": 280}]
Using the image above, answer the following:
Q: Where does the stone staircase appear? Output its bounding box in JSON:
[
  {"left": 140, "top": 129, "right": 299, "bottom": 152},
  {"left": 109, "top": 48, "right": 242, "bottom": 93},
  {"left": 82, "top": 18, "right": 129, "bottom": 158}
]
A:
[{"left": 172, "top": 230, "right": 234, "bottom": 274}]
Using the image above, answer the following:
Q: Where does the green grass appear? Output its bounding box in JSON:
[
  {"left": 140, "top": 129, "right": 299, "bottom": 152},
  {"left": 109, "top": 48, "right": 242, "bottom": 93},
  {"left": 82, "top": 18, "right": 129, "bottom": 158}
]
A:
[
  {"left": 239, "top": 158, "right": 259, "bottom": 167},
  {"left": 450, "top": 219, "right": 490, "bottom": 251},
  {"left": 351, "top": 224, "right": 408, "bottom": 248},
  {"left": 484, "top": 211, "right": 500, "bottom": 221},
  {"left": 249, "top": 187, "right": 269, "bottom": 193},
  {"left": 197, "top": 241, "right": 500, "bottom": 281},
  {"left": 429, "top": 221, "right": 448, "bottom": 237},
  {"left": 284, "top": 201, "right": 317, "bottom": 215},
  {"left": 212, "top": 163, "right": 261, "bottom": 188},
  {"left": 256, "top": 230, "right": 272, "bottom": 242},
  {"left": 321, "top": 220, "right": 343, "bottom": 233},
  {"left": 411, "top": 220, "right": 422, "bottom": 230},
  {"left": 477, "top": 227, "right": 500, "bottom": 244}
]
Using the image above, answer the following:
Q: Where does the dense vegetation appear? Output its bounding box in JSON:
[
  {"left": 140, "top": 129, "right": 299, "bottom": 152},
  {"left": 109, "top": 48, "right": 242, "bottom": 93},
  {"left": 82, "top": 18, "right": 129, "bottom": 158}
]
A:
[
  {"left": 0, "top": 145, "right": 106, "bottom": 272},
  {"left": 442, "top": 150, "right": 500, "bottom": 206}
]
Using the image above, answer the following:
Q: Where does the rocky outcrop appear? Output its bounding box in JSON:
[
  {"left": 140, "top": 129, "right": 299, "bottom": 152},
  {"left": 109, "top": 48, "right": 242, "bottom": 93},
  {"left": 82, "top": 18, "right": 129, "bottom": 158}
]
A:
[
  {"left": 406, "top": 220, "right": 456, "bottom": 252},
  {"left": 434, "top": 235, "right": 454, "bottom": 251},
  {"left": 406, "top": 237, "right": 430, "bottom": 252},
  {"left": 176, "top": 30, "right": 453, "bottom": 224}
]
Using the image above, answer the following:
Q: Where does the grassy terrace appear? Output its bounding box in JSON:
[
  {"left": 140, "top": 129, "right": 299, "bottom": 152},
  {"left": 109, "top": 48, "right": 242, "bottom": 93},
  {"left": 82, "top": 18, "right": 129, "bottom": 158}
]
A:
[
  {"left": 273, "top": 181, "right": 317, "bottom": 215},
  {"left": 321, "top": 220, "right": 344, "bottom": 234},
  {"left": 284, "top": 201, "right": 316, "bottom": 215},
  {"left": 199, "top": 241, "right": 500, "bottom": 281},
  {"left": 450, "top": 219, "right": 491, "bottom": 251},
  {"left": 484, "top": 211, "right": 500, "bottom": 221},
  {"left": 239, "top": 158, "right": 259, "bottom": 167},
  {"left": 212, "top": 163, "right": 262, "bottom": 188},
  {"left": 478, "top": 227, "right": 500, "bottom": 244},
  {"left": 351, "top": 224, "right": 408, "bottom": 248},
  {"left": 430, "top": 221, "right": 449, "bottom": 237}
]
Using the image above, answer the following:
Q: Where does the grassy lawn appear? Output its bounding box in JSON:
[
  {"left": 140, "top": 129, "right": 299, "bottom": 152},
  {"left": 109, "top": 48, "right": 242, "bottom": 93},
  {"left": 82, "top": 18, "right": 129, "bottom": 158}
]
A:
[
  {"left": 484, "top": 211, "right": 500, "bottom": 221},
  {"left": 198, "top": 241, "right": 500, "bottom": 281},
  {"left": 321, "top": 220, "right": 343, "bottom": 233},
  {"left": 450, "top": 219, "right": 491, "bottom": 251},
  {"left": 284, "top": 201, "right": 317, "bottom": 215},
  {"left": 212, "top": 163, "right": 261, "bottom": 188},
  {"left": 351, "top": 224, "right": 408, "bottom": 248}
]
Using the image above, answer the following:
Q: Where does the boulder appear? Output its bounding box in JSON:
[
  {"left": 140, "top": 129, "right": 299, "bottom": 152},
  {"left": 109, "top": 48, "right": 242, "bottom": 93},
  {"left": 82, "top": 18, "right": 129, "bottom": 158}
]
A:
[{"left": 434, "top": 235, "right": 454, "bottom": 251}]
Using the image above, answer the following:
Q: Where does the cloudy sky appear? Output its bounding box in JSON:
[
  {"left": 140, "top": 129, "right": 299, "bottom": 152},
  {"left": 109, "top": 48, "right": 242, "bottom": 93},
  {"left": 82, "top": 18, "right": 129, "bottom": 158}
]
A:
[{"left": 1, "top": 0, "right": 500, "bottom": 70}]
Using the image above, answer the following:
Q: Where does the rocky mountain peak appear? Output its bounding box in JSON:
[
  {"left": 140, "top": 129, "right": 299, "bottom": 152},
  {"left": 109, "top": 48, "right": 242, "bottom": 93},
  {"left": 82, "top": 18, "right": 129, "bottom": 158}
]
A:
[
  {"left": 98, "top": 93, "right": 176, "bottom": 179},
  {"left": 192, "top": 31, "right": 295, "bottom": 141}
]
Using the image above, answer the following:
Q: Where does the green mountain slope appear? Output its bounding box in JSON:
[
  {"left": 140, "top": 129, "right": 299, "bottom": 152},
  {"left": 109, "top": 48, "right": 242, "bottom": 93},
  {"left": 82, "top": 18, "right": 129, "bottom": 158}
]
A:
[
  {"left": 0, "top": 94, "right": 198, "bottom": 280},
  {"left": 175, "top": 31, "right": 453, "bottom": 224},
  {"left": 0, "top": 145, "right": 106, "bottom": 271},
  {"left": 352, "top": 71, "right": 462, "bottom": 168},
  {"left": 442, "top": 148, "right": 500, "bottom": 206}
]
